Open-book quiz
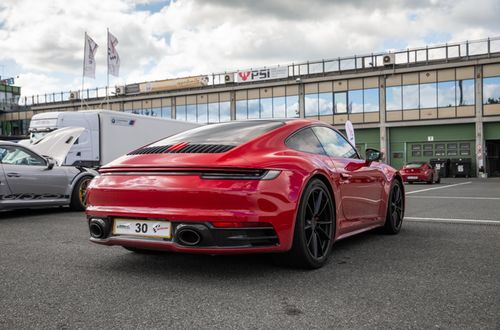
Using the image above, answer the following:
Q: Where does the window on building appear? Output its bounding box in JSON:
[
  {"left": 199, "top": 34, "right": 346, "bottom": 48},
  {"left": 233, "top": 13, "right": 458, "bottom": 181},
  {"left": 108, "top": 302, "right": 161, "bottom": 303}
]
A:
[
  {"left": 386, "top": 86, "right": 402, "bottom": 111},
  {"left": 151, "top": 107, "right": 161, "bottom": 117},
  {"left": 457, "top": 79, "right": 474, "bottom": 105},
  {"left": 420, "top": 83, "right": 437, "bottom": 108},
  {"left": 286, "top": 95, "right": 299, "bottom": 118},
  {"left": 273, "top": 97, "right": 286, "bottom": 118},
  {"left": 197, "top": 103, "right": 208, "bottom": 123},
  {"left": 402, "top": 84, "right": 419, "bottom": 110},
  {"left": 176, "top": 105, "right": 187, "bottom": 121},
  {"left": 186, "top": 104, "right": 197, "bottom": 122},
  {"left": 364, "top": 88, "right": 379, "bottom": 112},
  {"left": 348, "top": 89, "right": 363, "bottom": 113},
  {"left": 260, "top": 98, "right": 273, "bottom": 118},
  {"left": 236, "top": 100, "right": 247, "bottom": 120},
  {"left": 483, "top": 76, "right": 500, "bottom": 104},
  {"left": 248, "top": 99, "right": 259, "bottom": 119},
  {"left": 208, "top": 103, "right": 219, "bottom": 123},
  {"left": 318, "top": 92, "right": 333, "bottom": 116},
  {"left": 305, "top": 93, "right": 319, "bottom": 118},
  {"left": 334, "top": 92, "right": 347, "bottom": 114},
  {"left": 161, "top": 106, "right": 172, "bottom": 118},
  {"left": 220, "top": 101, "right": 231, "bottom": 122},
  {"left": 438, "top": 81, "right": 456, "bottom": 107}
]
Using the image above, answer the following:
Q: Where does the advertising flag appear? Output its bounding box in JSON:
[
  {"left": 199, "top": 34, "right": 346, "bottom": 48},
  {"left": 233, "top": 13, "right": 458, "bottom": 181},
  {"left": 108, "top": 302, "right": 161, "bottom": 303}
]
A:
[
  {"left": 108, "top": 31, "right": 120, "bottom": 77},
  {"left": 345, "top": 120, "right": 355, "bottom": 146},
  {"left": 83, "top": 33, "right": 98, "bottom": 78}
]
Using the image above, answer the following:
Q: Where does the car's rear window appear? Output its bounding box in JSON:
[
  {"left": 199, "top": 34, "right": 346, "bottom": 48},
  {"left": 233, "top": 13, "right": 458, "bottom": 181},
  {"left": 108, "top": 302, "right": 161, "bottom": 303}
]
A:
[
  {"left": 148, "top": 120, "right": 285, "bottom": 147},
  {"left": 405, "top": 163, "right": 425, "bottom": 168}
]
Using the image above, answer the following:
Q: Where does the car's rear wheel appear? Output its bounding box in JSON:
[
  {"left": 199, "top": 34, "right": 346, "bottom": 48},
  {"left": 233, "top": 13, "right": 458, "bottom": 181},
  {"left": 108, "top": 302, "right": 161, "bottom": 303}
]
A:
[
  {"left": 70, "top": 176, "right": 93, "bottom": 211},
  {"left": 383, "top": 180, "right": 404, "bottom": 234},
  {"left": 281, "top": 179, "right": 335, "bottom": 269}
]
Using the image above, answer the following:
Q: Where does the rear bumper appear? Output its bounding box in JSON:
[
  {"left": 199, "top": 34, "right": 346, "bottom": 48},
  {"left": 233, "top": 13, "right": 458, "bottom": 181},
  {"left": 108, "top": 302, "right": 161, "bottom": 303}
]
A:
[
  {"left": 85, "top": 170, "right": 303, "bottom": 253},
  {"left": 401, "top": 173, "right": 430, "bottom": 182},
  {"left": 88, "top": 218, "right": 284, "bottom": 253}
]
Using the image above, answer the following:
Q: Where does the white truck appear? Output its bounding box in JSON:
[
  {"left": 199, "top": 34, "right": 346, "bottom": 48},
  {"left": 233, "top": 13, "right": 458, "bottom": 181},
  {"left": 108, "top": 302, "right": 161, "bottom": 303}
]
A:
[{"left": 28, "top": 110, "right": 200, "bottom": 167}]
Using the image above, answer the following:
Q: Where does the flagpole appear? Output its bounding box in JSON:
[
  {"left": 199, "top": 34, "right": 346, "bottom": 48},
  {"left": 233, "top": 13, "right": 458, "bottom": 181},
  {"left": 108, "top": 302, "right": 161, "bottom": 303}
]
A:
[
  {"left": 106, "top": 27, "right": 110, "bottom": 108},
  {"left": 81, "top": 31, "right": 86, "bottom": 110}
]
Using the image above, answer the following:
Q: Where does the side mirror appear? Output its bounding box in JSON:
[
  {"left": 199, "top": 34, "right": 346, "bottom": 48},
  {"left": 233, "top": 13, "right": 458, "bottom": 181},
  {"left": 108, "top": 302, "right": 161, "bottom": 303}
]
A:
[
  {"left": 46, "top": 158, "right": 56, "bottom": 170},
  {"left": 365, "top": 148, "right": 384, "bottom": 163}
]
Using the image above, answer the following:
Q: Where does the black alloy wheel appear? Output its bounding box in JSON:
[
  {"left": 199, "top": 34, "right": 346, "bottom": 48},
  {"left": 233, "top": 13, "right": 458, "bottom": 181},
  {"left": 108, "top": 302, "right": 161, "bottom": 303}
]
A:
[
  {"left": 384, "top": 180, "right": 404, "bottom": 234},
  {"left": 304, "top": 187, "right": 334, "bottom": 260},
  {"left": 281, "top": 179, "right": 335, "bottom": 269}
]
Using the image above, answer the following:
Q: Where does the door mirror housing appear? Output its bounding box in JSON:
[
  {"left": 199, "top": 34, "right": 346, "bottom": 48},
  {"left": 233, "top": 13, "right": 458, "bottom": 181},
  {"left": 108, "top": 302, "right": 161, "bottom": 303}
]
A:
[
  {"left": 365, "top": 148, "right": 384, "bottom": 164},
  {"left": 46, "top": 158, "right": 56, "bottom": 170}
]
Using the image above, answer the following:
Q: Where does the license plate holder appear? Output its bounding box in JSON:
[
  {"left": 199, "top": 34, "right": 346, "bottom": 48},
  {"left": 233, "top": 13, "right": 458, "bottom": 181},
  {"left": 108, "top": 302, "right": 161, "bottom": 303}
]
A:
[{"left": 113, "top": 219, "right": 171, "bottom": 239}]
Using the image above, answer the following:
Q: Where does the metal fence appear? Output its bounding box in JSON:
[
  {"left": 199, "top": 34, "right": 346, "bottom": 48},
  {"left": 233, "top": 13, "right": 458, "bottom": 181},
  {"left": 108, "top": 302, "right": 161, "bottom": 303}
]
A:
[{"left": 16, "top": 36, "right": 500, "bottom": 107}]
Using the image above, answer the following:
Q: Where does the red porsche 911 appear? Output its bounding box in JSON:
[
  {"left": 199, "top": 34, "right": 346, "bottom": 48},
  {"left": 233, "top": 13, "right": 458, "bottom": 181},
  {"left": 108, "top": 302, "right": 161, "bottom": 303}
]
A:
[
  {"left": 400, "top": 161, "right": 440, "bottom": 184},
  {"left": 86, "top": 120, "right": 405, "bottom": 268}
]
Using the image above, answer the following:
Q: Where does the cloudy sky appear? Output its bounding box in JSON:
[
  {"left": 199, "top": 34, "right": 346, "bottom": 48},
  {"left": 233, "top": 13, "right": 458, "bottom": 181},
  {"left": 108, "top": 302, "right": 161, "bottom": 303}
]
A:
[{"left": 1, "top": 0, "right": 499, "bottom": 98}]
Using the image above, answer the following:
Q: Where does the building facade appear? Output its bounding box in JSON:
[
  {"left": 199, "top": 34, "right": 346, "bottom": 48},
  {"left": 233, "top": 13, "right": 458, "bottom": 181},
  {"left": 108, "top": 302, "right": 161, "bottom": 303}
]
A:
[{"left": 2, "top": 38, "right": 500, "bottom": 176}]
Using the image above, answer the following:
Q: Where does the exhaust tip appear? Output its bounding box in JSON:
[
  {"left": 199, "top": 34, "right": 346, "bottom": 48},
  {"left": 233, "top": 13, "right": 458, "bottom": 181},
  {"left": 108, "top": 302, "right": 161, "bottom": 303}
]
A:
[
  {"left": 89, "top": 218, "right": 108, "bottom": 239},
  {"left": 177, "top": 228, "right": 202, "bottom": 246}
]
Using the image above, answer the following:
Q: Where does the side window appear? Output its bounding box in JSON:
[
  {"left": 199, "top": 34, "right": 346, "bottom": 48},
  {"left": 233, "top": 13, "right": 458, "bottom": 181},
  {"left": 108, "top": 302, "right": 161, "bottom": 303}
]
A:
[
  {"left": 0, "top": 146, "right": 46, "bottom": 166},
  {"left": 0, "top": 147, "right": 8, "bottom": 162},
  {"left": 286, "top": 128, "right": 326, "bottom": 155},
  {"left": 312, "top": 126, "right": 359, "bottom": 159}
]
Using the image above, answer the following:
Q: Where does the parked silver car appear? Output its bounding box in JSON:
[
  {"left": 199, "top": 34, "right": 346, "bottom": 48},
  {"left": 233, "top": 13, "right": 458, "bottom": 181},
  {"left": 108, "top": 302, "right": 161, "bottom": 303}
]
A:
[{"left": 0, "top": 127, "right": 97, "bottom": 211}]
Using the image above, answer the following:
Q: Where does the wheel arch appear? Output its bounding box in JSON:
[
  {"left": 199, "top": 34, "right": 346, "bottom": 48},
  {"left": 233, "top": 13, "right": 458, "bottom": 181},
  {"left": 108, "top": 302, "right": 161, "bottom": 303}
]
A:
[{"left": 294, "top": 172, "right": 337, "bottom": 238}]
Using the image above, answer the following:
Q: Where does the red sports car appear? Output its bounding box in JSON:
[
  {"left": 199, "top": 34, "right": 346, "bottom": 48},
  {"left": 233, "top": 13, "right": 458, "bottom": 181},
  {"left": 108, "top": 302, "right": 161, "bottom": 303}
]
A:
[
  {"left": 86, "top": 119, "right": 405, "bottom": 268},
  {"left": 400, "top": 161, "right": 440, "bottom": 184}
]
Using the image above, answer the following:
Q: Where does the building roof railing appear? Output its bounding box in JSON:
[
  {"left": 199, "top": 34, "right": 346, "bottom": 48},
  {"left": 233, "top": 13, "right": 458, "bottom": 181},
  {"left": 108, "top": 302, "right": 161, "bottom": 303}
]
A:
[{"left": 16, "top": 36, "right": 500, "bottom": 108}]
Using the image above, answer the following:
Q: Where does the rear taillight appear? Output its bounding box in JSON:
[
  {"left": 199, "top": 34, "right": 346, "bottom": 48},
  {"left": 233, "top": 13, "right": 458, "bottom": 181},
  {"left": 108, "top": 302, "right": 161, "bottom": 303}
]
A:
[{"left": 200, "top": 170, "right": 280, "bottom": 180}]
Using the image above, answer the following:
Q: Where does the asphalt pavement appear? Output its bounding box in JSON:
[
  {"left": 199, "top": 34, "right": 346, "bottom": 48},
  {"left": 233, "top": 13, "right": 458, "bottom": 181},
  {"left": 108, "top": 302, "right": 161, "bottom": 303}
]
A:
[{"left": 0, "top": 178, "right": 499, "bottom": 329}]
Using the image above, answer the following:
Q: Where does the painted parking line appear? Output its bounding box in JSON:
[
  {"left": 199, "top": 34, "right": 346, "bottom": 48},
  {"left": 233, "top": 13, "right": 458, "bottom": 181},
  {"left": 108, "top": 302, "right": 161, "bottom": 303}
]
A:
[
  {"left": 405, "top": 217, "right": 500, "bottom": 225},
  {"left": 405, "top": 181, "right": 472, "bottom": 195},
  {"left": 408, "top": 196, "right": 500, "bottom": 200}
]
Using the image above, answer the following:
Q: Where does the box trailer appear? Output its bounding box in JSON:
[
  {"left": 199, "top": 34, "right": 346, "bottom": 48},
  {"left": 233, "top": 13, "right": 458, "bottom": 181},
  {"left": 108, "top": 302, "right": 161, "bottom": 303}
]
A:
[{"left": 28, "top": 110, "right": 200, "bottom": 167}]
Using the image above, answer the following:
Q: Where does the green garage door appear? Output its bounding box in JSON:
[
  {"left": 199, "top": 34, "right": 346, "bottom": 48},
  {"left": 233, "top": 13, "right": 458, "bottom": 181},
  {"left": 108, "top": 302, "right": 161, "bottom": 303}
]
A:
[{"left": 389, "top": 124, "right": 476, "bottom": 172}]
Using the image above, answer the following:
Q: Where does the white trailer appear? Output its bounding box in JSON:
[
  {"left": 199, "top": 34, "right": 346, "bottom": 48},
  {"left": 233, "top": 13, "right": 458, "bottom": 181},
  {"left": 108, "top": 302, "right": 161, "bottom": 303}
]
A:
[{"left": 28, "top": 110, "right": 200, "bottom": 167}]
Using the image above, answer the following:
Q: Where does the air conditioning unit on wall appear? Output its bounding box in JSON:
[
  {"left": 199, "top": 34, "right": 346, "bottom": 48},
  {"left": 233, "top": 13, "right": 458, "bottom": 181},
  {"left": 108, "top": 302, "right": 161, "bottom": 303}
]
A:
[
  {"left": 224, "top": 73, "right": 235, "bottom": 83},
  {"left": 383, "top": 53, "right": 395, "bottom": 66},
  {"left": 69, "top": 91, "right": 80, "bottom": 100},
  {"left": 115, "top": 86, "right": 126, "bottom": 95}
]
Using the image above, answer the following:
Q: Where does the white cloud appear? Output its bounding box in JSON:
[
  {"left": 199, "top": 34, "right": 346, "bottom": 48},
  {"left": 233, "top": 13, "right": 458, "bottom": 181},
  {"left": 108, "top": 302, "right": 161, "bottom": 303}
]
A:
[{"left": 0, "top": 0, "right": 499, "bottom": 98}]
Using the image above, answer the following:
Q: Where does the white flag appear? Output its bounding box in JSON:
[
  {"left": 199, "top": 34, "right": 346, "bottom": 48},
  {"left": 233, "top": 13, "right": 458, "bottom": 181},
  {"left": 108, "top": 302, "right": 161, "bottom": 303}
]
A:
[
  {"left": 345, "top": 120, "right": 355, "bottom": 146},
  {"left": 108, "top": 31, "right": 120, "bottom": 77},
  {"left": 83, "top": 33, "right": 98, "bottom": 78}
]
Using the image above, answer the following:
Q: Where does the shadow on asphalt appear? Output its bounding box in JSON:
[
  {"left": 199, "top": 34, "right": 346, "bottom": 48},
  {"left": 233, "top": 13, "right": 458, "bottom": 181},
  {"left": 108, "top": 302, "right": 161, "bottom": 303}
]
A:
[
  {"left": 91, "top": 228, "right": 384, "bottom": 277},
  {"left": 0, "top": 207, "right": 78, "bottom": 220}
]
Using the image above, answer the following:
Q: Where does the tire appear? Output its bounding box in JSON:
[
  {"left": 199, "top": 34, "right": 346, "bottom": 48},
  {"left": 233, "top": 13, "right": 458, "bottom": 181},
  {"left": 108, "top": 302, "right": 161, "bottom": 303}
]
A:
[
  {"left": 427, "top": 176, "right": 433, "bottom": 184},
  {"left": 70, "top": 176, "right": 93, "bottom": 211},
  {"left": 383, "top": 180, "right": 404, "bottom": 235},
  {"left": 280, "top": 179, "right": 335, "bottom": 269}
]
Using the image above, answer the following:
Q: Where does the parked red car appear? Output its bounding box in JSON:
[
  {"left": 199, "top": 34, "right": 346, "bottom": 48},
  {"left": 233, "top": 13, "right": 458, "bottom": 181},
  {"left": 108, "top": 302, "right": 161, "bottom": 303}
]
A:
[
  {"left": 86, "top": 119, "right": 405, "bottom": 268},
  {"left": 400, "top": 161, "right": 440, "bottom": 184}
]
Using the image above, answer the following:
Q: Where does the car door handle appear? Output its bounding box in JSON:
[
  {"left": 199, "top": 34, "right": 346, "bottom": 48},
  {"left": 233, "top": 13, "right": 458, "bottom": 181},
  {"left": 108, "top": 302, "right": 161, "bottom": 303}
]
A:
[
  {"left": 340, "top": 173, "right": 352, "bottom": 180},
  {"left": 7, "top": 172, "right": 20, "bottom": 178}
]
